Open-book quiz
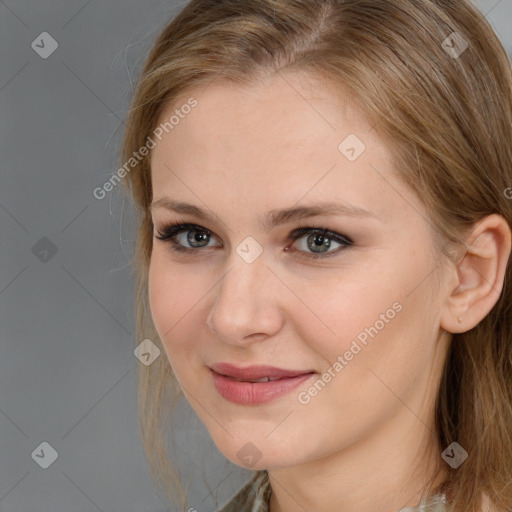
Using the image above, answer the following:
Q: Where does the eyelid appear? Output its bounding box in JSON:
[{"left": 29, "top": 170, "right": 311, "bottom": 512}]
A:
[
  {"left": 290, "top": 225, "right": 353, "bottom": 244},
  {"left": 154, "top": 222, "right": 221, "bottom": 247}
]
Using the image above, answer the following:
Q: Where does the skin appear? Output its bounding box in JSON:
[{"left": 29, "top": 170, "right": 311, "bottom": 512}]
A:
[{"left": 147, "top": 71, "right": 510, "bottom": 512}]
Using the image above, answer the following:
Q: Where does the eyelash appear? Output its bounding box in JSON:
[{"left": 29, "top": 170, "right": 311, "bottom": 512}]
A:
[{"left": 154, "top": 222, "right": 354, "bottom": 260}]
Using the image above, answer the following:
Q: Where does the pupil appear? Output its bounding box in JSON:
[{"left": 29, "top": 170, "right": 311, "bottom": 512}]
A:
[
  {"left": 309, "top": 234, "right": 330, "bottom": 252},
  {"left": 189, "top": 231, "right": 209, "bottom": 246}
]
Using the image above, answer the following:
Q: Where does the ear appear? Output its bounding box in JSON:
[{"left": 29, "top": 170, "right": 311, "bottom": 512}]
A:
[{"left": 440, "top": 214, "right": 511, "bottom": 334}]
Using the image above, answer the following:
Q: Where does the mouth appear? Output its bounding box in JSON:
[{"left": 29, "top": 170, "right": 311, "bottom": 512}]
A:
[
  {"left": 209, "top": 362, "right": 316, "bottom": 381},
  {"left": 209, "top": 365, "right": 317, "bottom": 405},
  {"left": 219, "top": 375, "right": 290, "bottom": 383}
]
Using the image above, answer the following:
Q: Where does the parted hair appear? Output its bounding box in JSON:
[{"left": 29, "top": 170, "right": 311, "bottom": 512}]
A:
[{"left": 120, "top": 1, "right": 512, "bottom": 510}]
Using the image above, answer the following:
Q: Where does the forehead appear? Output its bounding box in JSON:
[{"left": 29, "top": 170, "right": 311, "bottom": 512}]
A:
[
  {"left": 153, "top": 72, "right": 366, "bottom": 160},
  {"left": 149, "top": 72, "right": 414, "bottom": 225}
]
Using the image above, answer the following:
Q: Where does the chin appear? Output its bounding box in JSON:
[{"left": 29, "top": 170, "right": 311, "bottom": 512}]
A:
[{"left": 216, "top": 439, "right": 306, "bottom": 471}]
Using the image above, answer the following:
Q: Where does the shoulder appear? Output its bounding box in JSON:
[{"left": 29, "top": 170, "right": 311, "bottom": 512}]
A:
[{"left": 215, "top": 471, "right": 270, "bottom": 512}]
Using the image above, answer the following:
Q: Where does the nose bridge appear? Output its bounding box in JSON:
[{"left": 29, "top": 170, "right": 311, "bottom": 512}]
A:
[{"left": 207, "top": 250, "right": 283, "bottom": 342}]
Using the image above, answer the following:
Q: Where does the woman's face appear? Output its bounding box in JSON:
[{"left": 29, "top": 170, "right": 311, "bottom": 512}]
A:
[{"left": 148, "top": 72, "right": 452, "bottom": 470}]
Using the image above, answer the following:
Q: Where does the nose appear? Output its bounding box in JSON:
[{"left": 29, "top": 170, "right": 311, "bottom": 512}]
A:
[{"left": 206, "top": 253, "right": 285, "bottom": 346}]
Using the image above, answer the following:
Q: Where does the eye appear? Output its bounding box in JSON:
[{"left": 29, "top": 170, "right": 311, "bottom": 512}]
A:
[
  {"left": 288, "top": 226, "right": 353, "bottom": 259},
  {"left": 153, "top": 222, "right": 353, "bottom": 259},
  {"left": 154, "top": 223, "right": 219, "bottom": 252}
]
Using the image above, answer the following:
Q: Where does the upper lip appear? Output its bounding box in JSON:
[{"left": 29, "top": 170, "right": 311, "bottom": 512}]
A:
[{"left": 210, "top": 362, "right": 315, "bottom": 381}]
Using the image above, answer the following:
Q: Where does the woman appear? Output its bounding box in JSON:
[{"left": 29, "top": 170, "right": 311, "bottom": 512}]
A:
[{"left": 120, "top": 1, "right": 512, "bottom": 511}]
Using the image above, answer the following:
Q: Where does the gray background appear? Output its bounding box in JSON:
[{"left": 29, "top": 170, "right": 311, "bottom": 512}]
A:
[{"left": 1, "top": 1, "right": 510, "bottom": 511}]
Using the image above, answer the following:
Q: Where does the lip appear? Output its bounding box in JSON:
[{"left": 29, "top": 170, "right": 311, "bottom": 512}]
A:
[
  {"left": 210, "top": 362, "right": 315, "bottom": 381},
  {"left": 209, "top": 363, "right": 316, "bottom": 405}
]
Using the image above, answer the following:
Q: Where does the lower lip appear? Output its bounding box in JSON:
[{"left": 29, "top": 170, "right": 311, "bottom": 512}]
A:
[{"left": 211, "top": 369, "right": 315, "bottom": 405}]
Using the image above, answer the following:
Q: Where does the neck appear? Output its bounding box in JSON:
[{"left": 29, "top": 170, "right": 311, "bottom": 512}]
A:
[{"left": 268, "top": 409, "right": 448, "bottom": 512}]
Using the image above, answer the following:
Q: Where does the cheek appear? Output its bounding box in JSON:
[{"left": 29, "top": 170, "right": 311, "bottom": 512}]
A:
[
  {"left": 147, "top": 249, "right": 218, "bottom": 375},
  {"left": 147, "top": 251, "right": 197, "bottom": 349},
  {"left": 148, "top": 241, "right": 435, "bottom": 371},
  {"left": 148, "top": 252, "right": 172, "bottom": 332},
  {"left": 296, "top": 257, "right": 432, "bottom": 383},
  {"left": 290, "top": 269, "right": 405, "bottom": 358},
  {"left": 147, "top": 255, "right": 199, "bottom": 389}
]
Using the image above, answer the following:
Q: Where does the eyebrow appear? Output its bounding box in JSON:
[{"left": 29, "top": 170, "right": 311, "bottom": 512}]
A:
[{"left": 150, "top": 197, "right": 378, "bottom": 230}]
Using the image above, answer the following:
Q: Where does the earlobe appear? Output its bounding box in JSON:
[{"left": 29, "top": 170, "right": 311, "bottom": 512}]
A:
[{"left": 440, "top": 214, "right": 511, "bottom": 334}]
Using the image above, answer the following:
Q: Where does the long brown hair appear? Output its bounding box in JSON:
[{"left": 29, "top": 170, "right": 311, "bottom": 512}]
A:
[{"left": 119, "top": 1, "right": 512, "bottom": 510}]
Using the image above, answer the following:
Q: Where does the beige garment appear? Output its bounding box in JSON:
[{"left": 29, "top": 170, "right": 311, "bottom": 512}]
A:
[{"left": 215, "top": 471, "right": 448, "bottom": 512}]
